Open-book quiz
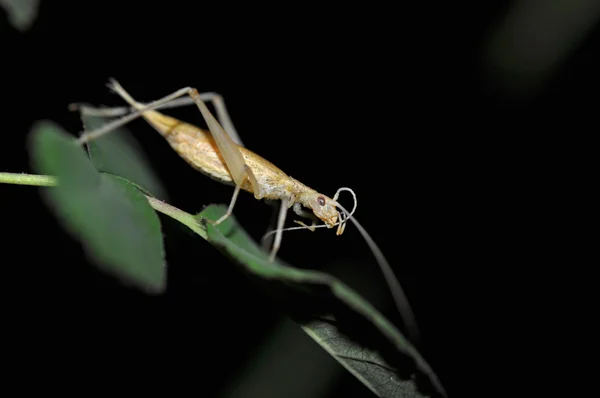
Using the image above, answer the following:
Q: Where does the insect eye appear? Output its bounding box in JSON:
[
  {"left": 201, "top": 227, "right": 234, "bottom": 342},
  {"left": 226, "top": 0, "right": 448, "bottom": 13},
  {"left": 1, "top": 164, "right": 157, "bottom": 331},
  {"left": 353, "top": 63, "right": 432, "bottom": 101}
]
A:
[{"left": 317, "top": 196, "right": 326, "bottom": 206}]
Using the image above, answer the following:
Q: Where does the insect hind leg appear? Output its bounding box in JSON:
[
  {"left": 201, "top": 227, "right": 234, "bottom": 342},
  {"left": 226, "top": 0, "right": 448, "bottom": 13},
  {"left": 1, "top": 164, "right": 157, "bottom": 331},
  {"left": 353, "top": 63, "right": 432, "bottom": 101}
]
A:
[
  {"left": 73, "top": 79, "right": 263, "bottom": 253},
  {"left": 72, "top": 92, "right": 243, "bottom": 146},
  {"left": 75, "top": 84, "right": 194, "bottom": 144}
]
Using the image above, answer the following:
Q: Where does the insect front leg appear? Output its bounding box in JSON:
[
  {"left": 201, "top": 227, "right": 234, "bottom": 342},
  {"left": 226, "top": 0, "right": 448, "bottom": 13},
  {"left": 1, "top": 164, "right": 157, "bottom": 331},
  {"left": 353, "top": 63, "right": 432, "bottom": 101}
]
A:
[
  {"left": 292, "top": 202, "right": 318, "bottom": 231},
  {"left": 269, "top": 197, "right": 290, "bottom": 262},
  {"left": 261, "top": 200, "right": 281, "bottom": 251}
]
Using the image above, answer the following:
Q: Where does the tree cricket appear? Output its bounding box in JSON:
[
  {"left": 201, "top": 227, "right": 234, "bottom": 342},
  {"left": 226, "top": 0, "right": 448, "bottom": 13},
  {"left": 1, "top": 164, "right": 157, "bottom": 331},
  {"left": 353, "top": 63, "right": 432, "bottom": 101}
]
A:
[{"left": 73, "top": 79, "right": 420, "bottom": 342}]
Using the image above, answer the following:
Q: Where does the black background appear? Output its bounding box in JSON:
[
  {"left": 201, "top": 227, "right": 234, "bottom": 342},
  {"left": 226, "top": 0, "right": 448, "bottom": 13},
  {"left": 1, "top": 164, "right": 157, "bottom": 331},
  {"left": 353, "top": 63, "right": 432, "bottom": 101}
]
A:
[{"left": 1, "top": 1, "right": 597, "bottom": 396}]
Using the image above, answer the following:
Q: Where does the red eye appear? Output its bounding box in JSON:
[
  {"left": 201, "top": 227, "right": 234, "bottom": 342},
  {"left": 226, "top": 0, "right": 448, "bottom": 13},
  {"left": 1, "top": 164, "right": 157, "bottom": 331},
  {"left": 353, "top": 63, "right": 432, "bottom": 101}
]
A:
[{"left": 317, "top": 196, "right": 326, "bottom": 206}]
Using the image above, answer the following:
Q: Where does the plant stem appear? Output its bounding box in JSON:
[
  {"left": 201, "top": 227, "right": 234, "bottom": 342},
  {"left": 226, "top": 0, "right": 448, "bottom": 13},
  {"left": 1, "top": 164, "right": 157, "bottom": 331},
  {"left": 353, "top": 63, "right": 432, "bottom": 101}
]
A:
[
  {"left": 145, "top": 196, "right": 207, "bottom": 239},
  {"left": 0, "top": 172, "right": 207, "bottom": 239},
  {"left": 0, "top": 172, "right": 57, "bottom": 186}
]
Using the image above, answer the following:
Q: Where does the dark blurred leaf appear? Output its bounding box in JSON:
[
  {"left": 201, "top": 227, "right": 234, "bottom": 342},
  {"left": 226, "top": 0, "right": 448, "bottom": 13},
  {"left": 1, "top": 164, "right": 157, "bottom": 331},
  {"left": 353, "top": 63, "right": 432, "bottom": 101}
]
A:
[
  {"left": 0, "top": 0, "right": 40, "bottom": 31},
  {"left": 196, "top": 204, "right": 446, "bottom": 398},
  {"left": 28, "top": 121, "right": 166, "bottom": 293},
  {"left": 484, "top": 0, "right": 600, "bottom": 97},
  {"left": 302, "top": 319, "right": 426, "bottom": 397},
  {"left": 80, "top": 113, "right": 168, "bottom": 200}
]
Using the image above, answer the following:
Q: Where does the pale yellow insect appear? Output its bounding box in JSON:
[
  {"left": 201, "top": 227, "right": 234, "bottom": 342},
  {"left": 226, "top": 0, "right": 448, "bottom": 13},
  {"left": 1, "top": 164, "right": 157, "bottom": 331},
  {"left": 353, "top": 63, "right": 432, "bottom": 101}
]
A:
[{"left": 75, "top": 80, "right": 419, "bottom": 341}]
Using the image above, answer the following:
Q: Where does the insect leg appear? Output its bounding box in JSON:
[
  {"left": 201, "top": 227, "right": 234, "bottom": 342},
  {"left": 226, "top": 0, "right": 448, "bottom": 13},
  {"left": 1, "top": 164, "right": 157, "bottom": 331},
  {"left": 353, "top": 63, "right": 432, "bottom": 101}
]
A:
[
  {"left": 196, "top": 93, "right": 242, "bottom": 147},
  {"left": 186, "top": 88, "right": 264, "bottom": 225},
  {"left": 291, "top": 202, "right": 318, "bottom": 231},
  {"left": 78, "top": 80, "right": 263, "bottom": 229},
  {"left": 269, "top": 197, "right": 290, "bottom": 262},
  {"left": 212, "top": 179, "right": 243, "bottom": 225},
  {"left": 73, "top": 93, "right": 243, "bottom": 146},
  {"left": 76, "top": 85, "right": 194, "bottom": 144},
  {"left": 261, "top": 201, "right": 281, "bottom": 251}
]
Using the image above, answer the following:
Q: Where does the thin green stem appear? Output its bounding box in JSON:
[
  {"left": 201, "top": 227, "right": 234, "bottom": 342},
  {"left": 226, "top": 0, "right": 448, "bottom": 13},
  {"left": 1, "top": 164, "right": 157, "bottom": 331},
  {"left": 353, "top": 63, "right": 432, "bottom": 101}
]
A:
[
  {"left": 0, "top": 172, "right": 57, "bottom": 186},
  {"left": 0, "top": 172, "right": 207, "bottom": 239},
  {"left": 145, "top": 196, "right": 207, "bottom": 239}
]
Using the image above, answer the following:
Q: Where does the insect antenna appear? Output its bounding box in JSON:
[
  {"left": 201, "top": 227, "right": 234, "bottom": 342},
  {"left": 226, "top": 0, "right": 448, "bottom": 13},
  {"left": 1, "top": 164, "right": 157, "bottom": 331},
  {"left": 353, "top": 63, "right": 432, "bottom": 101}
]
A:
[
  {"left": 261, "top": 187, "right": 420, "bottom": 343},
  {"left": 333, "top": 196, "right": 420, "bottom": 343}
]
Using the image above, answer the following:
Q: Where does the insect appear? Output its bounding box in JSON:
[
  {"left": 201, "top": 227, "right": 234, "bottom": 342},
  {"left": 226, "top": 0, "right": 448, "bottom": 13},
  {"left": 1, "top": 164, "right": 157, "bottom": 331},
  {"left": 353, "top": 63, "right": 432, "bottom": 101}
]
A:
[{"left": 73, "top": 79, "right": 420, "bottom": 342}]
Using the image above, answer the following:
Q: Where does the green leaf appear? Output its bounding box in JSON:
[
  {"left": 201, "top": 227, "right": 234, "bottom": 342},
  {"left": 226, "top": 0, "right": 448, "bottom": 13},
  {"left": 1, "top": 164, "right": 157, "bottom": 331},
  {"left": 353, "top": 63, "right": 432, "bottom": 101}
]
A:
[
  {"left": 79, "top": 113, "right": 168, "bottom": 200},
  {"left": 302, "top": 319, "right": 427, "bottom": 398},
  {"left": 28, "top": 121, "right": 166, "bottom": 294},
  {"left": 197, "top": 205, "right": 446, "bottom": 398},
  {"left": 0, "top": 0, "right": 40, "bottom": 31}
]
